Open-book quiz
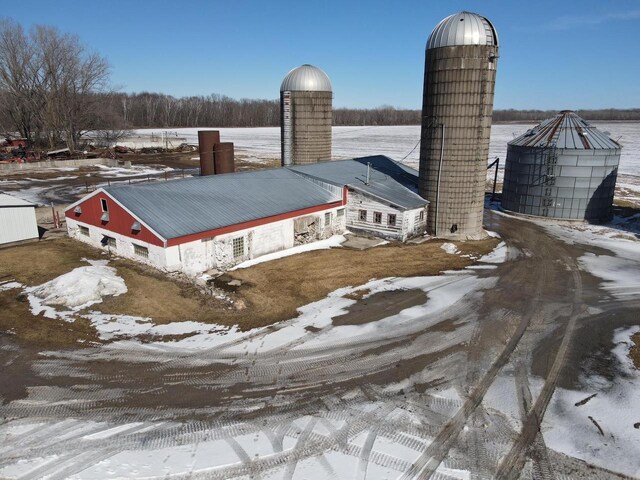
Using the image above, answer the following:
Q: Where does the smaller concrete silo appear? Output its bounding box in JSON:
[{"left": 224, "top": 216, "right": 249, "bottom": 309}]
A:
[
  {"left": 502, "top": 111, "right": 621, "bottom": 221},
  {"left": 280, "top": 64, "right": 333, "bottom": 166}
]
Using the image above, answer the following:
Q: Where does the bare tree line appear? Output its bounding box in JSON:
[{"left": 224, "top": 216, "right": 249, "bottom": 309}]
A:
[
  {"left": 492, "top": 108, "right": 640, "bottom": 122},
  {"left": 101, "top": 96, "right": 640, "bottom": 130},
  {"left": 0, "top": 18, "right": 110, "bottom": 151}
]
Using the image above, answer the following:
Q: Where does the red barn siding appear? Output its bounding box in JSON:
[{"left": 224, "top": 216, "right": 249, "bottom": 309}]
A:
[
  {"left": 65, "top": 192, "right": 164, "bottom": 247},
  {"left": 166, "top": 200, "right": 344, "bottom": 247}
]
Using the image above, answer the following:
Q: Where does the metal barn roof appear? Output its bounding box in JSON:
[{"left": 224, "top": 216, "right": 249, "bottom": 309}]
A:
[
  {"left": 287, "top": 156, "right": 428, "bottom": 210},
  {"left": 508, "top": 111, "right": 622, "bottom": 150},
  {"left": 280, "top": 64, "right": 332, "bottom": 92},
  {"left": 103, "top": 169, "right": 341, "bottom": 240},
  {"left": 0, "top": 193, "right": 35, "bottom": 208},
  {"left": 428, "top": 11, "right": 498, "bottom": 50}
]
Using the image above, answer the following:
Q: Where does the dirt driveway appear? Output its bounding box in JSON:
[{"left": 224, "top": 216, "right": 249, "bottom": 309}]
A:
[{"left": 0, "top": 209, "right": 638, "bottom": 479}]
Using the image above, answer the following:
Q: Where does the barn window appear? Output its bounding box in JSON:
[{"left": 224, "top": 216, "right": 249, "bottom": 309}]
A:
[
  {"left": 373, "top": 212, "right": 382, "bottom": 224},
  {"left": 232, "top": 237, "right": 245, "bottom": 259},
  {"left": 79, "top": 226, "right": 90, "bottom": 237},
  {"left": 336, "top": 208, "right": 345, "bottom": 219},
  {"left": 388, "top": 214, "right": 396, "bottom": 227},
  {"left": 101, "top": 198, "right": 108, "bottom": 212},
  {"left": 419, "top": 210, "right": 425, "bottom": 221},
  {"left": 133, "top": 244, "right": 149, "bottom": 258},
  {"left": 101, "top": 235, "right": 116, "bottom": 248},
  {"left": 325, "top": 212, "right": 331, "bottom": 226},
  {"left": 359, "top": 210, "right": 367, "bottom": 221}
]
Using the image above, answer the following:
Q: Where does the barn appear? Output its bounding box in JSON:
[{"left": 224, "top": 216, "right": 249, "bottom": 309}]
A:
[
  {"left": 0, "top": 193, "right": 39, "bottom": 246},
  {"left": 65, "top": 156, "right": 428, "bottom": 274},
  {"left": 289, "top": 156, "right": 428, "bottom": 241}
]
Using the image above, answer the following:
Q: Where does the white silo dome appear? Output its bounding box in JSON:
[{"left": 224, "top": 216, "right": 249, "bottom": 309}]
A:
[
  {"left": 427, "top": 11, "right": 498, "bottom": 50},
  {"left": 280, "top": 64, "right": 332, "bottom": 92}
]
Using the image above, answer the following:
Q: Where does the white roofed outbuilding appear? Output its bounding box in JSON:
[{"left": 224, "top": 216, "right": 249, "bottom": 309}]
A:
[{"left": 0, "top": 193, "right": 39, "bottom": 245}]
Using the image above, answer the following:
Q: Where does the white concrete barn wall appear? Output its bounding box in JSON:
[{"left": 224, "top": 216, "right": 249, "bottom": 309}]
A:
[
  {"left": 405, "top": 208, "right": 427, "bottom": 240},
  {"left": 174, "top": 206, "right": 347, "bottom": 273},
  {"left": 0, "top": 206, "right": 39, "bottom": 245},
  {"left": 66, "top": 218, "right": 168, "bottom": 268},
  {"left": 346, "top": 190, "right": 426, "bottom": 240},
  {"left": 67, "top": 206, "right": 346, "bottom": 274}
]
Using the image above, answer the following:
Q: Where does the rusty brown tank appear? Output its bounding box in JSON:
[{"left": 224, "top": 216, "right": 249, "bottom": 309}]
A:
[
  {"left": 214, "top": 142, "right": 235, "bottom": 174},
  {"left": 198, "top": 130, "right": 220, "bottom": 176}
]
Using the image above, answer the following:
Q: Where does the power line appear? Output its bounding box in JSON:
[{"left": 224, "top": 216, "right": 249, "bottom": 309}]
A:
[{"left": 401, "top": 138, "right": 421, "bottom": 161}]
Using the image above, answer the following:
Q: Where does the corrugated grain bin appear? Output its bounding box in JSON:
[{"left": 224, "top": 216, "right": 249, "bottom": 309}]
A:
[
  {"left": 214, "top": 142, "right": 235, "bottom": 174},
  {"left": 502, "top": 111, "right": 621, "bottom": 221},
  {"left": 198, "top": 130, "right": 220, "bottom": 176},
  {"left": 418, "top": 11, "right": 499, "bottom": 238}
]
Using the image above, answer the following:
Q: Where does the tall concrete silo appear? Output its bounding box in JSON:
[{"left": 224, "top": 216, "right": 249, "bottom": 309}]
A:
[
  {"left": 502, "top": 111, "right": 621, "bottom": 221},
  {"left": 280, "top": 64, "right": 332, "bottom": 166},
  {"left": 418, "top": 12, "right": 499, "bottom": 238}
]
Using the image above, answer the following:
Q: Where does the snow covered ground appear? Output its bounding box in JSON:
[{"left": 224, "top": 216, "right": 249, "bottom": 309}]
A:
[
  {"left": 128, "top": 122, "right": 640, "bottom": 176},
  {"left": 482, "top": 205, "right": 640, "bottom": 478},
  {"left": 2, "top": 212, "right": 640, "bottom": 477},
  {"left": 0, "top": 244, "right": 505, "bottom": 479},
  {"left": 0, "top": 163, "right": 181, "bottom": 206},
  {"left": 3, "top": 123, "right": 639, "bottom": 206},
  {"left": 123, "top": 123, "right": 640, "bottom": 206}
]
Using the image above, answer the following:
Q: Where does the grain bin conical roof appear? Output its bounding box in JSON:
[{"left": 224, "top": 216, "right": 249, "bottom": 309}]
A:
[{"left": 509, "top": 111, "right": 621, "bottom": 150}]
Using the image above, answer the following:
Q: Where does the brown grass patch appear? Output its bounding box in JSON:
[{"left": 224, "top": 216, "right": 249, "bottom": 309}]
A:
[
  {"left": 0, "top": 236, "right": 497, "bottom": 346},
  {"left": 343, "top": 288, "right": 371, "bottom": 301},
  {"left": 227, "top": 238, "right": 497, "bottom": 329},
  {"left": 631, "top": 332, "right": 640, "bottom": 369}
]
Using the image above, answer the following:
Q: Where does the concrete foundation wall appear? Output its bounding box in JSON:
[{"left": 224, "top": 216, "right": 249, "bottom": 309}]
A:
[
  {"left": 418, "top": 44, "right": 498, "bottom": 238},
  {"left": 281, "top": 91, "right": 332, "bottom": 165},
  {"left": 66, "top": 218, "right": 169, "bottom": 269},
  {"left": 0, "top": 157, "right": 119, "bottom": 172}
]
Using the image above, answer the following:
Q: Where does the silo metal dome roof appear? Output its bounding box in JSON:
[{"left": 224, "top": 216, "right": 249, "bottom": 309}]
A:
[
  {"left": 509, "top": 111, "right": 622, "bottom": 150},
  {"left": 427, "top": 11, "right": 498, "bottom": 49},
  {"left": 280, "top": 64, "right": 332, "bottom": 92}
]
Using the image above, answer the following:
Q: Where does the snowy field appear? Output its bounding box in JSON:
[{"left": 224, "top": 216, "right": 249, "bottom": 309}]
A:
[
  {"left": 129, "top": 123, "right": 640, "bottom": 176},
  {"left": 124, "top": 123, "right": 640, "bottom": 206},
  {"left": 2, "top": 123, "right": 638, "bottom": 207}
]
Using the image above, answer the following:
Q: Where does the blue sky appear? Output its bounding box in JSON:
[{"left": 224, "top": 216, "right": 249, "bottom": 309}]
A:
[{"left": 4, "top": 0, "right": 640, "bottom": 109}]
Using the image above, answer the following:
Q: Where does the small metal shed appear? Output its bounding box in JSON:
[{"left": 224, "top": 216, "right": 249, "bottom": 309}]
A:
[{"left": 0, "top": 193, "right": 39, "bottom": 245}]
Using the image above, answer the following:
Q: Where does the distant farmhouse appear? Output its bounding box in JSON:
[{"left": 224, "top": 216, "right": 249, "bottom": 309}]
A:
[{"left": 65, "top": 156, "right": 428, "bottom": 274}]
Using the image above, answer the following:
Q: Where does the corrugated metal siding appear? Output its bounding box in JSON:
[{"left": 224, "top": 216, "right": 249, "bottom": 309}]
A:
[
  {"left": 104, "top": 169, "right": 341, "bottom": 240},
  {"left": 502, "top": 144, "right": 620, "bottom": 221},
  {"left": 0, "top": 206, "right": 39, "bottom": 244}
]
